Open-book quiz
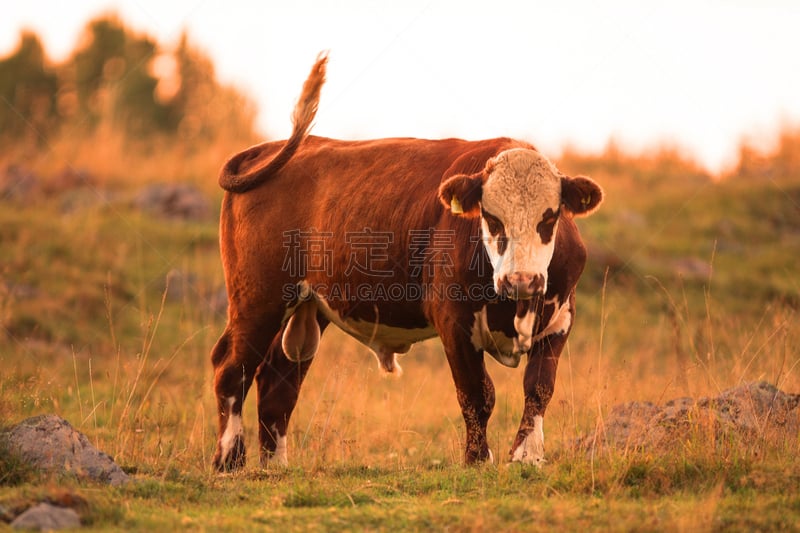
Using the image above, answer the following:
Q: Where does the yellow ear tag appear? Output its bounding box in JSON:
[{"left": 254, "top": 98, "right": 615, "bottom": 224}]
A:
[
  {"left": 581, "top": 194, "right": 592, "bottom": 207},
  {"left": 450, "top": 197, "right": 464, "bottom": 214}
]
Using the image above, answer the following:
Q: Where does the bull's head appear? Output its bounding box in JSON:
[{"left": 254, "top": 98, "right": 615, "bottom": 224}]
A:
[{"left": 439, "top": 148, "right": 602, "bottom": 300}]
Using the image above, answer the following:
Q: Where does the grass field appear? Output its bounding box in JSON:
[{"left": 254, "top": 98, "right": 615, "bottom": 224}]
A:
[{"left": 1, "top": 140, "right": 799, "bottom": 530}]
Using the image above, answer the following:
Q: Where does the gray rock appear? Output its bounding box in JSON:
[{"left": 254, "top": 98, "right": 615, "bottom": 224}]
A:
[
  {"left": 10, "top": 503, "right": 80, "bottom": 530},
  {"left": 579, "top": 381, "right": 800, "bottom": 451},
  {"left": 4, "top": 415, "right": 129, "bottom": 486},
  {"left": 133, "top": 183, "right": 211, "bottom": 221}
]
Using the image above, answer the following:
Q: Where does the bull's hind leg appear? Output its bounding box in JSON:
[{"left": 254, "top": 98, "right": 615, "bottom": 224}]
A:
[
  {"left": 211, "top": 317, "right": 282, "bottom": 472},
  {"left": 255, "top": 317, "right": 328, "bottom": 467}
]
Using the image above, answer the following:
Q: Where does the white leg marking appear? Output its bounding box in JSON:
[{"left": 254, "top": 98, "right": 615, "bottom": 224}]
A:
[
  {"left": 219, "top": 396, "right": 243, "bottom": 461},
  {"left": 269, "top": 423, "right": 289, "bottom": 467},
  {"left": 511, "top": 415, "right": 545, "bottom": 466}
]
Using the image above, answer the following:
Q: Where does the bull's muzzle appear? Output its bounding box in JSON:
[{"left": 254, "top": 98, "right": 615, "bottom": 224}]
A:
[{"left": 499, "top": 272, "right": 545, "bottom": 300}]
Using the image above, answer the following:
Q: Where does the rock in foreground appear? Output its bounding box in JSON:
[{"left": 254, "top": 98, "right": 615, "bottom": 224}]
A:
[
  {"left": 10, "top": 503, "right": 81, "bottom": 531},
  {"left": 4, "top": 415, "right": 129, "bottom": 486}
]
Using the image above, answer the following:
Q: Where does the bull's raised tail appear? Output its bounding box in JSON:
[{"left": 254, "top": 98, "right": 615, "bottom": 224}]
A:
[{"left": 218, "top": 52, "right": 328, "bottom": 193}]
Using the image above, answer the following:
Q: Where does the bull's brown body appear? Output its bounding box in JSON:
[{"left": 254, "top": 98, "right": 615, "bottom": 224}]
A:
[{"left": 211, "top": 54, "right": 602, "bottom": 470}]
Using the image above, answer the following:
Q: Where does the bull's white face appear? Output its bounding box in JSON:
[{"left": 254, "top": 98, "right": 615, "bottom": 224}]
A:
[{"left": 479, "top": 149, "right": 562, "bottom": 300}]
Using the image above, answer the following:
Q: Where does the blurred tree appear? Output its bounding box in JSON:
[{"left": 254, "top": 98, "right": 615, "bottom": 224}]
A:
[
  {"left": 0, "top": 14, "right": 257, "bottom": 160},
  {"left": 70, "top": 16, "right": 126, "bottom": 123},
  {"left": 169, "top": 32, "right": 257, "bottom": 145},
  {"left": 733, "top": 127, "right": 800, "bottom": 182},
  {"left": 68, "top": 15, "right": 174, "bottom": 136},
  {"left": 774, "top": 128, "right": 800, "bottom": 179},
  {"left": 0, "top": 31, "right": 59, "bottom": 144},
  {"left": 114, "top": 33, "right": 176, "bottom": 134}
]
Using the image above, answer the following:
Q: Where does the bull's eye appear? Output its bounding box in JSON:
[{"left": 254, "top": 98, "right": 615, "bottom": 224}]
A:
[{"left": 481, "top": 209, "right": 504, "bottom": 237}]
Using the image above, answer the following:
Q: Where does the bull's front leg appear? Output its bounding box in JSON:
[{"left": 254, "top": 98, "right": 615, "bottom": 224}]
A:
[
  {"left": 437, "top": 312, "right": 496, "bottom": 464},
  {"left": 510, "top": 330, "right": 567, "bottom": 466},
  {"left": 452, "top": 348, "right": 496, "bottom": 464}
]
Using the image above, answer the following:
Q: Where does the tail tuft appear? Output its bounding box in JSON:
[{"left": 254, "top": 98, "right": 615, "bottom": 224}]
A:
[
  {"left": 219, "top": 52, "right": 328, "bottom": 193},
  {"left": 292, "top": 51, "right": 327, "bottom": 137}
]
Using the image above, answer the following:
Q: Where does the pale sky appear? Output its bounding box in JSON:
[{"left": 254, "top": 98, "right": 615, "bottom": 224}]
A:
[{"left": 3, "top": 0, "right": 800, "bottom": 172}]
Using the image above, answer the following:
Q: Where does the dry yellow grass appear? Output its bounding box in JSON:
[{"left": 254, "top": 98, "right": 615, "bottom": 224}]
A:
[{"left": 2, "top": 128, "right": 799, "bottom": 529}]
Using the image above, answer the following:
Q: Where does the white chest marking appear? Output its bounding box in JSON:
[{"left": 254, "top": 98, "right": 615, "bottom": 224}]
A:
[
  {"left": 470, "top": 297, "right": 572, "bottom": 367},
  {"left": 531, "top": 297, "right": 572, "bottom": 344},
  {"left": 470, "top": 306, "right": 526, "bottom": 368}
]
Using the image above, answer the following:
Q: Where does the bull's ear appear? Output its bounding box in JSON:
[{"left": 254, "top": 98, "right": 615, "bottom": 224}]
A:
[
  {"left": 561, "top": 175, "right": 603, "bottom": 216},
  {"left": 438, "top": 172, "right": 483, "bottom": 218}
]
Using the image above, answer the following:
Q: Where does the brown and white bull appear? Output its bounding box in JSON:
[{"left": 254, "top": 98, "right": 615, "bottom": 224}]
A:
[{"left": 211, "top": 54, "right": 602, "bottom": 470}]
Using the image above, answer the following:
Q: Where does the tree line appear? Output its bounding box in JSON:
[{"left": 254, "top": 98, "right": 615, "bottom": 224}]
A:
[{"left": 0, "top": 15, "right": 256, "bottom": 147}]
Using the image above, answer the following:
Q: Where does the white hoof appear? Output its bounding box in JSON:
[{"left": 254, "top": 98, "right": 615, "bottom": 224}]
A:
[{"left": 510, "top": 415, "right": 545, "bottom": 467}]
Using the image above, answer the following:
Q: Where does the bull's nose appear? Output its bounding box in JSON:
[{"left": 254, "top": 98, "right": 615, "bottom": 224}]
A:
[{"left": 499, "top": 272, "right": 545, "bottom": 300}]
